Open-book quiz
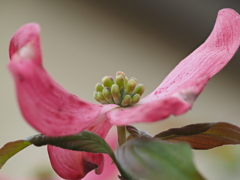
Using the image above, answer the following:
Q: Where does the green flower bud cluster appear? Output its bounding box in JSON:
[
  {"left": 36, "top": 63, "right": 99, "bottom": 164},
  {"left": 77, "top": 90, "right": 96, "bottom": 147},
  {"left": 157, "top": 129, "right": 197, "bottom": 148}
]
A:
[{"left": 93, "top": 71, "right": 145, "bottom": 107}]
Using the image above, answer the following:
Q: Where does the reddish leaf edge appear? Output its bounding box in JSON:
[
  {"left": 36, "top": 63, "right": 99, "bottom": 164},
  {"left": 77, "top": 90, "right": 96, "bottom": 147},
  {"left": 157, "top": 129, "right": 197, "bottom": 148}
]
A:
[
  {"left": 154, "top": 122, "right": 240, "bottom": 150},
  {"left": 126, "top": 125, "right": 152, "bottom": 140}
]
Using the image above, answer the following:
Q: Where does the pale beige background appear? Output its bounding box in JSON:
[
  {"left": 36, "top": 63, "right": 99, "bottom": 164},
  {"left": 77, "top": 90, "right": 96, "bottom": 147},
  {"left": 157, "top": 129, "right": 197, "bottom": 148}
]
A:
[{"left": 0, "top": 1, "right": 240, "bottom": 180}]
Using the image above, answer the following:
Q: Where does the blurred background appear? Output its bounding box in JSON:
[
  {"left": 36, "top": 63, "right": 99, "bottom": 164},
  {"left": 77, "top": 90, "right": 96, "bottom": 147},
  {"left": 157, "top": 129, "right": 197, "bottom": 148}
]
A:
[{"left": 0, "top": 1, "right": 240, "bottom": 179}]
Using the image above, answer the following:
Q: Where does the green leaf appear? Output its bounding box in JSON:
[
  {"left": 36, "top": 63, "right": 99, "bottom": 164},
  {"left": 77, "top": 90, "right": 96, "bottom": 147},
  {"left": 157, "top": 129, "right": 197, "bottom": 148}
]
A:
[
  {"left": 154, "top": 122, "right": 240, "bottom": 150},
  {"left": 0, "top": 132, "right": 134, "bottom": 180},
  {"left": 126, "top": 125, "right": 152, "bottom": 140},
  {"left": 0, "top": 140, "right": 31, "bottom": 169},
  {"left": 28, "top": 131, "right": 133, "bottom": 180},
  {"left": 27, "top": 131, "right": 114, "bottom": 155},
  {"left": 116, "top": 138, "right": 205, "bottom": 180}
]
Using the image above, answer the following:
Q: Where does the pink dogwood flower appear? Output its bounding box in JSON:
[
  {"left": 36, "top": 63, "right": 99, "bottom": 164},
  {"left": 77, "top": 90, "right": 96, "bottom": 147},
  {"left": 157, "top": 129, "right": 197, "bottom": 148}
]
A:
[{"left": 8, "top": 9, "right": 239, "bottom": 179}]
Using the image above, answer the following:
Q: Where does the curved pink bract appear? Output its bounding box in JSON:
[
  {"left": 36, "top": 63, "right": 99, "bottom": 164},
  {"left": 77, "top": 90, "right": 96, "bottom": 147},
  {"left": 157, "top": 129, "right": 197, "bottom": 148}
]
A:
[
  {"left": 48, "top": 147, "right": 104, "bottom": 180},
  {"left": 146, "top": 9, "right": 240, "bottom": 100},
  {"left": 8, "top": 23, "right": 107, "bottom": 136},
  {"left": 108, "top": 76, "right": 208, "bottom": 125},
  {"left": 108, "top": 9, "right": 240, "bottom": 125}
]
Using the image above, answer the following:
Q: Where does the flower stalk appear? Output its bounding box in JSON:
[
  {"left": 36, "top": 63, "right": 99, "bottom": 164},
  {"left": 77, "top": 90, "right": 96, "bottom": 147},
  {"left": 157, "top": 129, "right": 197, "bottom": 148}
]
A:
[{"left": 117, "top": 126, "right": 127, "bottom": 146}]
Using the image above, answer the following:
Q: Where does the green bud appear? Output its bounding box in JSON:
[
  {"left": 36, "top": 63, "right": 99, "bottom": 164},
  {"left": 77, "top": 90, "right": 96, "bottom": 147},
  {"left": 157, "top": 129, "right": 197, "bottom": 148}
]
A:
[
  {"left": 130, "top": 77, "right": 137, "bottom": 81},
  {"left": 102, "top": 87, "right": 114, "bottom": 103},
  {"left": 116, "top": 75, "right": 124, "bottom": 90},
  {"left": 102, "top": 76, "right": 114, "bottom": 88},
  {"left": 111, "top": 84, "right": 121, "bottom": 104},
  {"left": 116, "top": 71, "right": 125, "bottom": 79},
  {"left": 121, "top": 95, "right": 131, "bottom": 107},
  {"left": 124, "top": 76, "right": 129, "bottom": 88},
  {"left": 93, "top": 91, "right": 98, "bottom": 101},
  {"left": 132, "top": 84, "right": 145, "bottom": 96},
  {"left": 97, "top": 92, "right": 105, "bottom": 101},
  {"left": 102, "top": 87, "right": 111, "bottom": 99},
  {"left": 94, "top": 91, "right": 108, "bottom": 104},
  {"left": 131, "top": 94, "right": 140, "bottom": 104},
  {"left": 126, "top": 78, "right": 137, "bottom": 94},
  {"left": 95, "top": 83, "right": 104, "bottom": 92}
]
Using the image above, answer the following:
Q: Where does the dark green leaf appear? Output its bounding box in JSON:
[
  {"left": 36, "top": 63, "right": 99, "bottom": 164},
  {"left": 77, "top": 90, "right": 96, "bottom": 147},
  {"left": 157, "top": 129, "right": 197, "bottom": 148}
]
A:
[
  {"left": 0, "top": 140, "right": 31, "bottom": 169},
  {"left": 116, "top": 138, "right": 205, "bottom": 180},
  {"left": 28, "top": 131, "right": 133, "bottom": 180},
  {"left": 27, "top": 131, "right": 114, "bottom": 155},
  {"left": 0, "top": 132, "right": 134, "bottom": 180},
  {"left": 154, "top": 122, "right": 240, "bottom": 149},
  {"left": 126, "top": 125, "right": 152, "bottom": 139}
]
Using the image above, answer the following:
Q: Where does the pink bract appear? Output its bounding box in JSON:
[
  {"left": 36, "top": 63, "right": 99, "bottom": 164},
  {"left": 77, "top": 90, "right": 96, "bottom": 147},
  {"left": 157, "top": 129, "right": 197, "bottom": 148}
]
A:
[
  {"left": 48, "top": 132, "right": 118, "bottom": 180},
  {"left": 8, "top": 9, "right": 240, "bottom": 179}
]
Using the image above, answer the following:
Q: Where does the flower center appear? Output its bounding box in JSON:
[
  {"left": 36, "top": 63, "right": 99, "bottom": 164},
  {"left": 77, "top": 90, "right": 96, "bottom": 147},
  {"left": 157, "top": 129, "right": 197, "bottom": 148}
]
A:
[{"left": 93, "top": 71, "right": 145, "bottom": 107}]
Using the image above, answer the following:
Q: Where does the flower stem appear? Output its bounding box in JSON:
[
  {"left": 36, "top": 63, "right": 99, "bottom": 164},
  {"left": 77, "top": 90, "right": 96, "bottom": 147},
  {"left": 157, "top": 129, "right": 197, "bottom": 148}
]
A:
[{"left": 117, "top": 126, "right": 126, "bottom": 146}]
